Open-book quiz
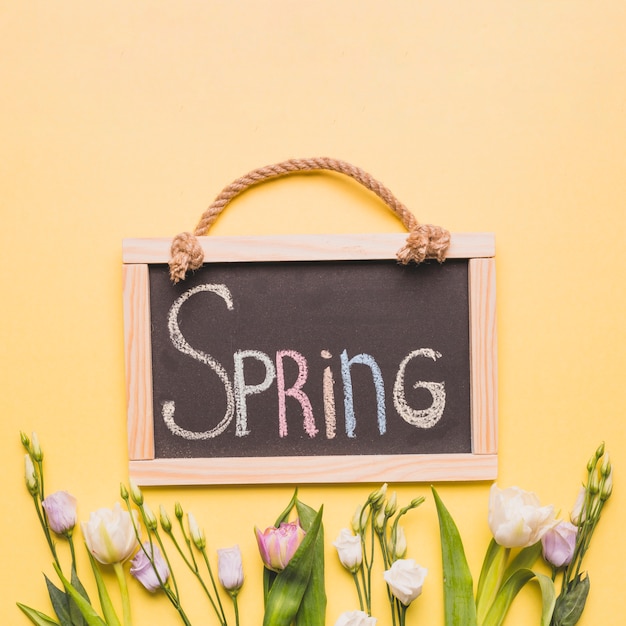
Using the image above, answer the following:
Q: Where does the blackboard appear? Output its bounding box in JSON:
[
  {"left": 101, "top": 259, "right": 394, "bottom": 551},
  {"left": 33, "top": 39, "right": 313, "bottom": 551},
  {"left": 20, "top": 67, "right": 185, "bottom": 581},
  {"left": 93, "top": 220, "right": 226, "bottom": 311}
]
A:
[{"left": 123, "top": 233, "right": 497, "bottom": 485}]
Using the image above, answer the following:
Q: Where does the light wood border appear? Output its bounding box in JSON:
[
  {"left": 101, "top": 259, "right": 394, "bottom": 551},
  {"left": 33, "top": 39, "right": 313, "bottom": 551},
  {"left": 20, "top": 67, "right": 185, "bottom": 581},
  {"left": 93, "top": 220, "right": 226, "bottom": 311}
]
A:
[{"left": 122, "top": 232, "right": 497, "bottom": 485}]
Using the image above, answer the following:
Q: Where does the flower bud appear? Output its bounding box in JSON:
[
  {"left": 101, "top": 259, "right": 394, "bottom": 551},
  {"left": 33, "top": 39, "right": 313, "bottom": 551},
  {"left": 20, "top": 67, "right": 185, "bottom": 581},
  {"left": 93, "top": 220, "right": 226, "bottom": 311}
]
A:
[
  {"left": 217, "top": 545, "right": 244, "bottom": 593},
  {"left": 333, "top": 528, "right": 362, "bottom": 573},
  {"left": 570, "top": 487, "right": 587, "bottom": 526},
  {"left": 600, "top": 452, "right": 611, "bottom": 477},
  {"left": 600, "top": 471, "right": 613, "bottom": 501},
  {"left": 129, "top": 480, "right": 144, "bottom": 506},
  {"left": 143, "top": 503, "right": 158, "bottom": 531},
  {"left": 42, "top": 491, "right": 77, "bottom": 536},
  {"left": 174, "top": 502, "right": 183, "bottom": 520},
  {"left": 374, "top": 508, "right": 385, "bottom": 533},
  {"left": 120, "top": 484, "right": 129, "bottom": 501},
  {"left": 352, "top": 504, "right": 369, "bottom": 534},
  {"left": 188, "top": 512, "right": 206, "bottom": 549},
  {"left": 388, "top": 525, "right": 407, "bottom": 560},
  {"left": 159, "top": 505, "right": 172, "bottom": 533},
  {"left": 369, "top": 484, "right": 388, "bottom": 509},
  {"left": 595, "top": 442, "right": 605, "bottom": 460},
  {"left": 24, "top": 454, "right": 38, "bottom": 495},
  {"left": 20, "top": 431, "right": 30, "bottom": 450},
  {"left": 589, "top": 470, "right": 600, "bottom": 495},
  {"left": 385, "top": 492, "right": 398, "bottom": 517},
  {"left": 409, "top": 497, "right": 425, "bottom": 510},
  {"left": 30, "top": 432, "right": 43, "bottom": 462}
]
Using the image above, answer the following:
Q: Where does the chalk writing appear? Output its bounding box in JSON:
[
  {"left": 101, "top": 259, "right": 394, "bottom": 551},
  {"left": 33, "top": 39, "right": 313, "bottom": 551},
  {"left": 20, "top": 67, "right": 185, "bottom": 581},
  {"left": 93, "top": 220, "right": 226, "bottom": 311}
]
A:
[{"left": 163, "top": 282, "right": 447, "bottom": 442}]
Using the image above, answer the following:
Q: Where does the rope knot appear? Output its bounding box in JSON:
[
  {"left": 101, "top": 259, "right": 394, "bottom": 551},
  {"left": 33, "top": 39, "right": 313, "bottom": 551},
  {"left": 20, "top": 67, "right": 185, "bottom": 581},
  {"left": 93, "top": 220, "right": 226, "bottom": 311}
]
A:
[
  {"left": 169, "top": 232, "right": 205, "bottom": 283},
  {"left": 396, "top": 224, "right": 451, "bottom": 265}
]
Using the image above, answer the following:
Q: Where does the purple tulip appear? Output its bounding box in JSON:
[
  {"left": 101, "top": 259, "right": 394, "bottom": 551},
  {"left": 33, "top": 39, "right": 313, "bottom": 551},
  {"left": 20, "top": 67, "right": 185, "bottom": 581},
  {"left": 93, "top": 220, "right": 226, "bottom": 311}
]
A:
[
  {"left": 541, "top": 520, "right": 578, "bottom": 568},
  {"left": 255, "top": 519, "right": 306, "bottom": 572},
  {"left": 42, "top": 491, "right": 77, "bottom": 535},
  {"left": 130, "top": 542, "right": 170, "bottom": 592}
]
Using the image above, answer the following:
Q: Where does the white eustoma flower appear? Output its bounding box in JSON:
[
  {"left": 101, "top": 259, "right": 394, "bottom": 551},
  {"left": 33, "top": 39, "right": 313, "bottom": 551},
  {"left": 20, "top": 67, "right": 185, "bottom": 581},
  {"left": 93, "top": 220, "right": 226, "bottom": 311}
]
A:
[
  {"left": 334, "top": 610, "right": 377, "bottom": 626},
  {"left": 333, "top": 528, "right": 362, "bottom": 573},
  {"left": 488, "top": 484, "right": 557, "bottom": 548},
  {"left": 383, "top": 558, "right": 427, "bottom": 606},
  {"left": 81, "top": 502, "right": 138, "bottom": 564}
]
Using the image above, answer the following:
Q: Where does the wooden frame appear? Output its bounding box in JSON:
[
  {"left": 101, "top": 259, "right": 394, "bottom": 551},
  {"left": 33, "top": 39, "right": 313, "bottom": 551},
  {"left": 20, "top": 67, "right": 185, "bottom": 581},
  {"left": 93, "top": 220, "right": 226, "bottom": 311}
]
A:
[{"left": 123, "top": 232, "right": 497, "bottom": 485}]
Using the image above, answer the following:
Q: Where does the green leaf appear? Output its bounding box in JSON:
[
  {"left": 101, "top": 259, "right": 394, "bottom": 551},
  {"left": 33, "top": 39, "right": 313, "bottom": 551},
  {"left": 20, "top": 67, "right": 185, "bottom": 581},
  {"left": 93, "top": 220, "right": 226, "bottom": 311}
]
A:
[
  {"left": 69, "top": 568, "right": 89, "bottom": 626},
  {"left": 294, "top": 499, "right": 326, "bottom": 626},
  {"left": 535, "top": 572, "right": 557, "bottom": 626},
  {"left": 52, "top": 564, "right": 108, "bottom": 626},
  {"left": 482, "top": 569, "right": 555, "bottom": 626},
  {"left": 44, "top": 575, "right": 72, "bottom": 625},
  {"left": 274, "top": 489, "right": 299, "bottom": 527},
  {"left": 475, "top": 539, "right": 508, "bottom": 624},
  {"left": 502, "top": 542, "right": 542, "bottom": 581},
  {"left": 262, "top": 506, "right": 323, "bottom": 626},
  {"left": 552, "top": 574, "right": 590, "bottom": 626},
  {"left": 16, "top": 603, "right": 61, "bottom": 626},
  {"left": 87, "top": 552, "right": 122, "bottom": 626},
  {"left": 432, "top": 487, "right": 477, "bottom": 626}
]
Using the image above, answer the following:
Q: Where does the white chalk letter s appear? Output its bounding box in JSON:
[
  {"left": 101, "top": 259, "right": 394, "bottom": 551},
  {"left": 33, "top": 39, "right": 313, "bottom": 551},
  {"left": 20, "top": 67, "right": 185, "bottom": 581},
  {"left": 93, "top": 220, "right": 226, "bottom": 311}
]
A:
[{"left": 164, "top": 284, "right": 235, "bottom": 440}]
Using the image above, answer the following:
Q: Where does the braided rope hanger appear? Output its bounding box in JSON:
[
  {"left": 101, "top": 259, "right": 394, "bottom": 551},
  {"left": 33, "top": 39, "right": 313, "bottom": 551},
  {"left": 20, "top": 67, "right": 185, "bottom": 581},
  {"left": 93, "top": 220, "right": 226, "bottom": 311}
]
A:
[{"left": 169, "top": 157, "right": 451, "bottom": 283}]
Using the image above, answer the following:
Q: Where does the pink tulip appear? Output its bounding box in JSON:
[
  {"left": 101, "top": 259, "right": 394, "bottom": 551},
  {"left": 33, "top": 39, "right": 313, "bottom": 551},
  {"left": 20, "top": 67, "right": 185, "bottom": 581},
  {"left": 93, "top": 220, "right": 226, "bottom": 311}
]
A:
[{"left": 255, "top": 519, "right": 306, "bottom": 572}]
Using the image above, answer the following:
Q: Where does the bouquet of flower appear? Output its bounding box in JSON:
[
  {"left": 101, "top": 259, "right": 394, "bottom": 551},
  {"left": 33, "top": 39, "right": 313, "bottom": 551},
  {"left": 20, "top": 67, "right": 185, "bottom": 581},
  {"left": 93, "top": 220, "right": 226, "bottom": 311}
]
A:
[
  {"left": 328, "top": 447, "right": 612, "bottom": 626},
  {"left": 17, "top": 431, "right": 612, "bottom": 626},
  {"left": 429, "top": 443, "right": 613, "bottom": 626}
]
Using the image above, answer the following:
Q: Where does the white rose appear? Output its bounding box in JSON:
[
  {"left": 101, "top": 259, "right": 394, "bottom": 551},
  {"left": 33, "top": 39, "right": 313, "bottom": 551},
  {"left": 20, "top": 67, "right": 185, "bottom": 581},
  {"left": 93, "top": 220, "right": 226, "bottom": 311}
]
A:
[
  {"left": 488, "top": 484, "right": 557, "bottom": 548},
  {"left": 383, "top": 558, "right": 427, "bottom": 606},
  {"left": 334, "top": 610, "right": 377, "bottom": 626},
  {"left": 81, "top": 502, "right": 138, "bottom": 564},
  {"left": 333, "top": 528, "right": 362, "bottom": 573}
]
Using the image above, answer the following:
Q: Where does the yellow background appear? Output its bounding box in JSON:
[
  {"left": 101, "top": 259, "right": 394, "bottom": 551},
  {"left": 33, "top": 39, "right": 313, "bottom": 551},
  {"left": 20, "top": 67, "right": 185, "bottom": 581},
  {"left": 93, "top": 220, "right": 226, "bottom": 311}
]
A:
[{"left": 2, "top": 2, "right": 625, "bottom": 624}]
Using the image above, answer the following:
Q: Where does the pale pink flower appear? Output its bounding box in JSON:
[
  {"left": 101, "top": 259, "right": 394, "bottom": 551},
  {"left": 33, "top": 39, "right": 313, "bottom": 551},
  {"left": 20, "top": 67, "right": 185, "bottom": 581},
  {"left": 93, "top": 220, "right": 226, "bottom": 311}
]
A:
[
  {"left": 255, "top": 519, "right": 305, "bottom": 572},
  {"left": 42, "top": 491, "right": 77, "bottom": 535}
]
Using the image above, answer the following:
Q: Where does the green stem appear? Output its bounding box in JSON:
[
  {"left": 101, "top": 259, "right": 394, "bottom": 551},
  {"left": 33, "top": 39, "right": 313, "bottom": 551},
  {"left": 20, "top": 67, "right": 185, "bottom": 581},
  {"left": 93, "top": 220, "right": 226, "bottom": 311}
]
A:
[
  {"left": 232, "top": 594, "right": 240, "bottom": 626},
  {"left": 366, "top": 513, "right": 376, "bottom": 614},
  {"left": 200, "top": 548, "right": 228, "bottom": 626},
  {"left": 352, "top": 571, "right": 365, "bottom": 612},
  {"left": 68, "top": 534, "right": 77, "bottom": 574},
  {"left": 163, "top": 586, "right": 194, "bottom": 626},
  {"left": 398, "top": 603, "right": 408, "bottom": 626},
  {"left": 113, "top": 562, "right": 133, "bottom": 626},
  {"left": 32, "top": 495, "right": 61, "bottom": 570}
]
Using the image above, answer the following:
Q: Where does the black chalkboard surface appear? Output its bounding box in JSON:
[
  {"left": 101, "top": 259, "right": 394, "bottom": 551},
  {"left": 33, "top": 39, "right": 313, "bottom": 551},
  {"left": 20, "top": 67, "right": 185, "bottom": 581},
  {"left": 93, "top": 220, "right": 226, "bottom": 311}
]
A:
[
  {"left": 122, "top": 232, "right": 497, "bottom": 484},
  {"left": 149, "top": 259, "right": 471, "bottom": 460}
]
